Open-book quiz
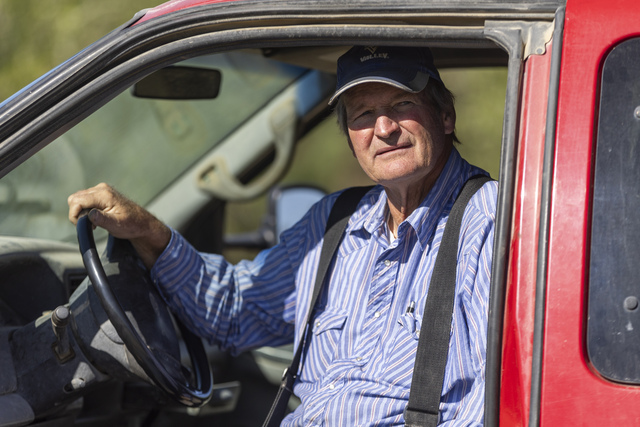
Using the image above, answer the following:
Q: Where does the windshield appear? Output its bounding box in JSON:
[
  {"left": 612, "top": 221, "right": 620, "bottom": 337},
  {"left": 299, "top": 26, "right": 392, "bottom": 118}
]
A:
[{"left": 0, "top": 51, "right": 306, "bottom": 242}]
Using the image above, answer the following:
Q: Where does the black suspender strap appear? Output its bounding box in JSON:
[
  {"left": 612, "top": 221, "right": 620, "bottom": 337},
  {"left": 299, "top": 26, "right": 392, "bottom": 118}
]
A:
[
  {"left": 404, "top": 175, "right": 491, "bottom": 427},
  {"left": 262, "top": 185, "right": 373, "bottom": 427}
]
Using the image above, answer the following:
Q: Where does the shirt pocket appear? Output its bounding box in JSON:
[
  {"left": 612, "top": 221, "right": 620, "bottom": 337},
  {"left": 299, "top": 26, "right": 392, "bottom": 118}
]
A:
[
  {"left": 389, "top": 312, "right": 422, "bottom": 361},
  {"left": 299, "top": 309, "right": 348, "bottom": 382},
  {"left": 397, "top": 312, "right": 422, "bottom": 341},
  {"left": 380, "top": 313, "right": 423, "bottom": 389},
  {"left": 312, "top": 309, "right": 348, "bottom": 335}
]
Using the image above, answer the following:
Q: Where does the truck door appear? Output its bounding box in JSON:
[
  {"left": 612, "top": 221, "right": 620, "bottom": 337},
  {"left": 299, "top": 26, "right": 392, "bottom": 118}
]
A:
[{"left": 527, "top": 0, "right": 640, "bottom": 424}]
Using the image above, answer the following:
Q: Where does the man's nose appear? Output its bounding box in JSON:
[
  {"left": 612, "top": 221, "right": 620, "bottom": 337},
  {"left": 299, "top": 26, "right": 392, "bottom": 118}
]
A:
[{"left": 374, "top": 114, "right": 400, "bottom": 139}]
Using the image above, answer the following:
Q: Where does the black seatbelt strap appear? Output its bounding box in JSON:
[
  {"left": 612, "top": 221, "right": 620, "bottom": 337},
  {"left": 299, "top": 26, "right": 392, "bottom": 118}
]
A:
[
  {"left": 404, "top": 175, "right": 491, "bottom": 427},
  {"left": 262, "top": 185, "right": 373, "bottom": 427}
]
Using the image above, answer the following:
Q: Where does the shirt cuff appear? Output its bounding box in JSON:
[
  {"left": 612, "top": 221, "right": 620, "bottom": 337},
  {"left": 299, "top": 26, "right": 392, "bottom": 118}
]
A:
[{"left": 149, "top": 227, "right": 196, "bottom": 296}]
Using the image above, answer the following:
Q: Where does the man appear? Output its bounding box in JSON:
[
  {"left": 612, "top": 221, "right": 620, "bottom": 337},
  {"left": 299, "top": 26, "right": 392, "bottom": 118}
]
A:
[{"left": 68, "top": 45, "right": 497, "bottom": 426}]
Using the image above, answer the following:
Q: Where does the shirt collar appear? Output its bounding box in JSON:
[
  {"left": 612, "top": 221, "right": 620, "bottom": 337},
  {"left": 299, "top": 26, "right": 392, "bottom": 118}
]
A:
[{"left": 348, "top": 147, "right": 474, "bottom": 250}]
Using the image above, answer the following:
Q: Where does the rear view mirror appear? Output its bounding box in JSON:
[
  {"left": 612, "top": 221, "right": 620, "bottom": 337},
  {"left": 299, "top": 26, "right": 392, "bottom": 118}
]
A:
[{"left": 132, "top": 66, "right": 221, "bottom": 100}]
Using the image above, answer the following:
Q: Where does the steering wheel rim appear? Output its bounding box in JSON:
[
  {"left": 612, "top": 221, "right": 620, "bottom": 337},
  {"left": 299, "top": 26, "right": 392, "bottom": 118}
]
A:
[{"left": 77, "top": 214, "right": 213, "bottom": 407}]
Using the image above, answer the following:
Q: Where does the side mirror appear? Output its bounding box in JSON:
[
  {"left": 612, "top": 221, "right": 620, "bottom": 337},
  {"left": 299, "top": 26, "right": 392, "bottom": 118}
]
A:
[
  {"left": 270, "top": 186, "right": 326, "bottom": 243},
  {"left": 225, "top": 185, "right": 326, "bottom": 249},
  {"left": 132, "top": 66, "right": 221, "bottom": 100}
]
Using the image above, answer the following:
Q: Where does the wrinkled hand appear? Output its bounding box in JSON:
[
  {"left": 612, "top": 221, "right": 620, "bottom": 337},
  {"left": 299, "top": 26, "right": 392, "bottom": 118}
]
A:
[{"left": 68, "top": 183, "right": 171, "bottom": 269}]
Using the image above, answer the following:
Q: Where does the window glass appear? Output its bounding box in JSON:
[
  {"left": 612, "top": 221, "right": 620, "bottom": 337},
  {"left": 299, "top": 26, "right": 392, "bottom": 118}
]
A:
[
  {"left": 588, "top": 37, "right": 640, "bottom": 383},
  {"left": 0, "top": 51, "right": 305, "bottom": 242}
]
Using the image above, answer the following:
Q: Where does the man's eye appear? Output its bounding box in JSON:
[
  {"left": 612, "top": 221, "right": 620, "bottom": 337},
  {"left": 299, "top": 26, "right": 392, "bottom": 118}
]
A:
[
  {"left": 350, "top": 110, "right": 372, "bottom": 123},
  {"left": 395, "top": 101, "right": 413, "bottom": 109}
]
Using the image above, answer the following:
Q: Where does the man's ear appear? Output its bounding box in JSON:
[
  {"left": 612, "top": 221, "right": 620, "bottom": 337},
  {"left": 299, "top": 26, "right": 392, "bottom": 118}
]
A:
[{"left": 442, "top": 109, "right": 456, "bottom": 135}]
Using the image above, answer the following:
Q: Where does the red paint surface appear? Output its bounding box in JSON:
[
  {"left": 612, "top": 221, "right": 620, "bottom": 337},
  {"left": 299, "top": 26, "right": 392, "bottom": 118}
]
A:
[
  {"left": 541, "top": 0, "right": 640, "bottom": 424},
  {"left": 135, "top": 0, "right": 240, "bottom": 25}
]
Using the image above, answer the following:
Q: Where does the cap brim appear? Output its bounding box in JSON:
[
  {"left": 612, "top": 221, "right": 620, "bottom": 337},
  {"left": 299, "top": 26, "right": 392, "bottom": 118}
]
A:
[{"left": 328, "top": 71, "right": 430, "bottom": 105}]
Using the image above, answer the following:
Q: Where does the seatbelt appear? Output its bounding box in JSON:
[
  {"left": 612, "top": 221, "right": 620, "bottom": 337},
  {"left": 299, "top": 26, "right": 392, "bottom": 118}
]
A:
[
  {"left": 262, "top": 185, "right": 373, "bottom": 427},
  {"left": 263, "top": 175, "right": 490, "bottom": 427},
  {"left": 404, "top": 175, "right": 491, "bottom": 427}
]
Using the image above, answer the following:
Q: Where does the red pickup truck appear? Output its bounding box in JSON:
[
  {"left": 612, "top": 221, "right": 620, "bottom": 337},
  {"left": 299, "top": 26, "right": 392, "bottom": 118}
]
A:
[{"left": 0, "top": 0, "right": 638, "bottom": 425}]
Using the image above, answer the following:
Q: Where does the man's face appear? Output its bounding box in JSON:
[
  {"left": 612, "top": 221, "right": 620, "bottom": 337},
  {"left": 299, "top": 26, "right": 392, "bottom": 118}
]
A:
[{"left": 344, "top": 82, "right": 454, "bottom": 193}]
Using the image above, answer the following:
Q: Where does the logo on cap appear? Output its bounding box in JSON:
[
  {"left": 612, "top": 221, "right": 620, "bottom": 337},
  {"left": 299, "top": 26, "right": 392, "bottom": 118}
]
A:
[{"left": 360, "top": 46, "right": 389, "bottom": 63}]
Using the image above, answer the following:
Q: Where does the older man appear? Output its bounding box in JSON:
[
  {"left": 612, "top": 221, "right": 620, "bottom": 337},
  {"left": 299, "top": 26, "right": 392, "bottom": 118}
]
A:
[{"left": 68, "top": 45, "right": 497, "bottom": 426}]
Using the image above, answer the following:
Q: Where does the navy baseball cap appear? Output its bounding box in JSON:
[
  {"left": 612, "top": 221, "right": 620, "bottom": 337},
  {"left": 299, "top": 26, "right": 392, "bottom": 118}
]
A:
[{"left": 329, "top": 46, "right": 442, "bottom": 105}]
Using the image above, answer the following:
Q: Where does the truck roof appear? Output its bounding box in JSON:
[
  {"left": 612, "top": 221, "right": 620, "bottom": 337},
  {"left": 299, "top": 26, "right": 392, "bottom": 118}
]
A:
[{"left": 137, "top": 0, "right": 566, "bottom": 25}]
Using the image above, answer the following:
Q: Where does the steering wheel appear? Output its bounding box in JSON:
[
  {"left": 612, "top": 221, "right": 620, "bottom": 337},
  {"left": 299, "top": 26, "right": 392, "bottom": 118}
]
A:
[{"left": 76, "top": 214, "right": 213, "bottom": 407}]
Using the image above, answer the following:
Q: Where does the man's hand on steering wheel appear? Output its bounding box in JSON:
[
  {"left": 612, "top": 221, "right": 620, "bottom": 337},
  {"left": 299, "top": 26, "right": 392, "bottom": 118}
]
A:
[{"left": 68, "top": 183, "right": 171, "bottom": 269}]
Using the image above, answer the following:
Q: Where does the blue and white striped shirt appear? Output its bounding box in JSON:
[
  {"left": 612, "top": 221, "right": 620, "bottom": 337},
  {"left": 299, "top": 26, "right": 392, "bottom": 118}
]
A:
[{"left": 151, "top": 148, "right": 497, "bottom": 426}]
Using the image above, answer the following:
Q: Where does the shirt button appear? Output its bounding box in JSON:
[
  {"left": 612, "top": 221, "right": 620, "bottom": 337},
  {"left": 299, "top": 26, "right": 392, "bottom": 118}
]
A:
[
  {"left": 374, "top": 311, "right": 381, "bottom": 318},
  {"left": 329, "top": 384, "right": 335, "bottom": 390},
  {"left": 315, "top": 321, "right": 321, "bottom": 327},
  {"left": 356, "top": 357, "right": 363, "bottom": 361},
  {"left": 384, "top": 260, "right": 391, "bottom": 267}
]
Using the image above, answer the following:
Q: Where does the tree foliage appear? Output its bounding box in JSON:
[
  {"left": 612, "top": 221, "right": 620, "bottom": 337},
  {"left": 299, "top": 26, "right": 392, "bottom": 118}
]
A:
[{"left": 0, "top": 0, "right": 157, "bottom": 101}]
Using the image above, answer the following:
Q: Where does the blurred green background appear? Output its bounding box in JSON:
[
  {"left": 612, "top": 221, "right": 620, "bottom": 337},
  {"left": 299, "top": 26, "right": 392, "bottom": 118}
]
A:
[
  {"left": 0, "top": 0, "right": 506, "bottom": 246},
  {"left": 0, "top": 1, "right": 159, "bottom": 102}
]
